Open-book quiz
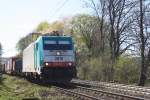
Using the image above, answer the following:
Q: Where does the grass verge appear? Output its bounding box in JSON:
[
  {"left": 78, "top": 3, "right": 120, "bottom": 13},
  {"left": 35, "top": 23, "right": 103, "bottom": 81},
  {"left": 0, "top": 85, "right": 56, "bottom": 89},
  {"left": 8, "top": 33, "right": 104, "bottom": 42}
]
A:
[{"left": 0, "top": 74, "right": 73, "bottom": 100}]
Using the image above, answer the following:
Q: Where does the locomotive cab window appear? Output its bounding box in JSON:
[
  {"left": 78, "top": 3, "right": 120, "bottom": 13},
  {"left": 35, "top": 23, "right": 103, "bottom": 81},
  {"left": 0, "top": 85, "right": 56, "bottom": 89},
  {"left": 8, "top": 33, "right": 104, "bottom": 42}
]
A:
[
  {"left": 44, "top": 40, "right": 56, "bottom": 44},
  {"left": 43, "top": 40, "right": 72, "bottom": 50},
  {"left": 58, "top": 41, "right": 70, "bottom": 44}
]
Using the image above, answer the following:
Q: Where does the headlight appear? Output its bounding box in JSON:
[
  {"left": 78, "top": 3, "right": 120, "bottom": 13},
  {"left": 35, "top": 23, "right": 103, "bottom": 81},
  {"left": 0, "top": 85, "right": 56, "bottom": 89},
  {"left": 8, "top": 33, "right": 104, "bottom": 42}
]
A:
[
  {"left": 68, "top": 62, "right": 72, "bottom": 66},
  {"left": 56, "top": 52, "right": 60, "bottom": 55},
  {"left": 45, "top": 63, "right": 49, "bottom": 66}
]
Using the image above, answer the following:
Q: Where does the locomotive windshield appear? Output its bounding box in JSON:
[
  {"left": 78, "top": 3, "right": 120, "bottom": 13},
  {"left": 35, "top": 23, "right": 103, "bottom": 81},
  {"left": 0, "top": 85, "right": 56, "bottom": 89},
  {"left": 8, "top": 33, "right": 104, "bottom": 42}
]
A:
[{"left": 43, "top": 40, "right": 73, "bottom": 50}]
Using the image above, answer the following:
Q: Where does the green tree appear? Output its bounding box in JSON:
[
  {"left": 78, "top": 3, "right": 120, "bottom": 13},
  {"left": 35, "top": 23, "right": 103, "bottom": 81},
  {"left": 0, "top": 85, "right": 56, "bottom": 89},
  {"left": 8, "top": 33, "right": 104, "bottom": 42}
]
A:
[
  {"left": 50, "top": 21, "right": 64, "bottom": 32},
  {"left": 35, "top": 21, "right": 66, "bottom": 34},
  {"left": 35, "top": 21, "right": 49, "bottom": 32},
  {"left": 16, "top": 33, "right": 41, "bottom": 55},
  {"left": 71, "top": 14, "right": 108, "bottom": 57}
]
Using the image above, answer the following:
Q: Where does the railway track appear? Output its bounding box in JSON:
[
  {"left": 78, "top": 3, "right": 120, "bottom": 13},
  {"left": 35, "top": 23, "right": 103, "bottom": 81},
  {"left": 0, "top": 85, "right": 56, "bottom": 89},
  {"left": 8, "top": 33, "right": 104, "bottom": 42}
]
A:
[
  {"left": 54, "top": 83, "right": 145, "bottom": 100},
  {"left": 54, "top": 86, "right": 100, "bottom": 100},
  {"left": 71, "top": 79, "right": 150, "bottom": 99}
]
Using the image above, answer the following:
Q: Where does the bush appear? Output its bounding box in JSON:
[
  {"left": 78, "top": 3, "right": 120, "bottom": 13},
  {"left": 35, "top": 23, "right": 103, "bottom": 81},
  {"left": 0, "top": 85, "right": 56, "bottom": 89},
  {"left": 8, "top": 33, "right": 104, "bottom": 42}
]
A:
[
  {"left": 114, "top": 57, "right": 139, "bottom": 84},
  {"left": 77, "top": 57, "right": 112, "bottom": 81},
  {"left": 77, "top": 56, "right": 139, "bottom": 84}
]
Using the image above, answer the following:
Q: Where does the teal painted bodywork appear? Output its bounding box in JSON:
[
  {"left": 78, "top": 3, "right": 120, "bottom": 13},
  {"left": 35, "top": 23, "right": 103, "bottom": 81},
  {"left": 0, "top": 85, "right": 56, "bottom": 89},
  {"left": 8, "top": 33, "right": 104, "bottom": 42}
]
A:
[{"left": 34, "top": 37, "right": 44, "bottom": 72}]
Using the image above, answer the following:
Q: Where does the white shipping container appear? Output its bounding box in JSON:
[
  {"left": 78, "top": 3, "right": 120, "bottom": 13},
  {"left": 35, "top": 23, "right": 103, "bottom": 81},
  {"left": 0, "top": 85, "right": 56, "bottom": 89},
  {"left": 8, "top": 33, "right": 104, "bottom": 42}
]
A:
[{"left": 22, "top": 42, "right": 36, "bottom": 72}]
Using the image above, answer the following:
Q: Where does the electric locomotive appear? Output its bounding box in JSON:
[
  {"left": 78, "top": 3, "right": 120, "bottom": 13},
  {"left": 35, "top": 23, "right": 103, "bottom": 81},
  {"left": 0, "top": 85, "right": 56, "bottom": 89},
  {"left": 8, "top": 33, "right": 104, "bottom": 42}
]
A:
[{"left": 23, "top": 36, "right": 76, "bottom": 82}]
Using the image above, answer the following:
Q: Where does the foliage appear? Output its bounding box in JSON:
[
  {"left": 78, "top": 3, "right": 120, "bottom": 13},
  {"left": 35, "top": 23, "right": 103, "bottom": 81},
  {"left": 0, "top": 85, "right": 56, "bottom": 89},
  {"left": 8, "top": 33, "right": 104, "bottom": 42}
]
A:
[
  {"left": 0, "top": 43, "right": 2, "bottom": 66},
  {"left": 49, "top": 21, "right": 64, "bottom": 32},
  {"left": 16, "top": 33, "right": 41, "bottom": 54},
  {"left": 16, "top": 36, "right": 27, "bottom": 53},
  {"left": 35, "top": 21, "right": 66, "bottom": 34},
  {"left": 114, "top": 57, "right": 139, "bottom": 84},
  {"left": 0, "top": 43, "right": 2, "bottom": 56},
  {"left": 77, "top": 56, "right": 139, "bottom": 84},
  {"left": 71, "top": 14, "right": 108, "bottom": 57},
  {"left": 133, "top": 0, "right": 150, "bottom": 86},
  {"left": 78, "top": 0, "right": 150, "bottom": 85},
  {"left": 0, "top": 43, "right": 2, "bottom": 84},
  {"left": 35, "top": 21, "right": 49, "bottom": 32}
]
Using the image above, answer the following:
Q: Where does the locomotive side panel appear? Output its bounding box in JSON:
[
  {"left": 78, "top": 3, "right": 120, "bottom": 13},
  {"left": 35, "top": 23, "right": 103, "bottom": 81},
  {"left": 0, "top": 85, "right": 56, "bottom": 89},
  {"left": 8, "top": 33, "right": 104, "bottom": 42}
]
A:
[
  {"left": 34, "top": 37, "right": 44, "bottom": 75},
  {"left": 23, "top": 43, "right": 36, "bottom": 73}
]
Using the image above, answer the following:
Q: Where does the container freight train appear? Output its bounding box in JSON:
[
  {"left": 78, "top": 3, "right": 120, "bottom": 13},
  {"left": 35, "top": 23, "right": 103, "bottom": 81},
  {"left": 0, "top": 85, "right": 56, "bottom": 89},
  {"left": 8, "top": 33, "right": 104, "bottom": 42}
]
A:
[{"left": 3, "top": 36, "right": 76, "bottom": 82}]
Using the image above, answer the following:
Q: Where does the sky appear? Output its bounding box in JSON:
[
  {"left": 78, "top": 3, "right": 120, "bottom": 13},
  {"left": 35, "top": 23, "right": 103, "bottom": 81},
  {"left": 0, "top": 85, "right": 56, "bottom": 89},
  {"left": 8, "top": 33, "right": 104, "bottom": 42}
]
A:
[{"left": 0, "top": 0, "right": 88, "bottom": 57}]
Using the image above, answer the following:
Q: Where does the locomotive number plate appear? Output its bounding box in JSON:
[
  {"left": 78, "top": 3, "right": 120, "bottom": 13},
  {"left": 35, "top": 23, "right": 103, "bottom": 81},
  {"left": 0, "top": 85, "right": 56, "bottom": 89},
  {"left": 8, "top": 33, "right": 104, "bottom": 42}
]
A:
[{"left": 55, "top": 57, "right": 63, "bottom": 61}]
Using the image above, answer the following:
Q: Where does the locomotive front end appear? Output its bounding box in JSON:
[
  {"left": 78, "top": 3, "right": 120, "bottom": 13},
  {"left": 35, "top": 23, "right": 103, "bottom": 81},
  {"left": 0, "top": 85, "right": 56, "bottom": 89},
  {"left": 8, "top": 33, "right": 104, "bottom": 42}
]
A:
[{"left": 41, "top": 36, "right": 76, "bottom": 82}]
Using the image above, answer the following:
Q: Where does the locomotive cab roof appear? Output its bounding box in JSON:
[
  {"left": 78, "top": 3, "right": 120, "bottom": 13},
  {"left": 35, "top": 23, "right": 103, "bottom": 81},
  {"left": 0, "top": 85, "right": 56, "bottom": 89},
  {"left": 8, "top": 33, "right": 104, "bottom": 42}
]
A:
[{"left": 35, "top": 35, "right": 72, "bottom": 43}]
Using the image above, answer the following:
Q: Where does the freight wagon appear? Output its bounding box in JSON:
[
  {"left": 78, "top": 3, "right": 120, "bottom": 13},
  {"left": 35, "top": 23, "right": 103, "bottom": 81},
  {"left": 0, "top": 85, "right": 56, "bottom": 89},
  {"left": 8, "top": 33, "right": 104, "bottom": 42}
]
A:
[
  {"left": 4, "top": 57, "right": 22, "bottom": 74},
  {"left": 14, "top": 59, "right": 22, "bottom": 75}
]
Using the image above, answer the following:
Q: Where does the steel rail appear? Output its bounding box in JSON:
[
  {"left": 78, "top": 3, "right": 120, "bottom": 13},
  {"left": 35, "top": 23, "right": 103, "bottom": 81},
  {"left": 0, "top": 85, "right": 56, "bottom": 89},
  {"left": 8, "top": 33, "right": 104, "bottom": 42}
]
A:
[
  {"left": 72, "top": 79, "right": 150, "bottom": 92},
  {"left": 75, "top": 85, "right": 145, "bottom": 100},
  {"left": 54, "top": 86, "right": 100, "bottom": 100},
  {"left": 72, "top": 79, "right": 150, "bottom": 95}
]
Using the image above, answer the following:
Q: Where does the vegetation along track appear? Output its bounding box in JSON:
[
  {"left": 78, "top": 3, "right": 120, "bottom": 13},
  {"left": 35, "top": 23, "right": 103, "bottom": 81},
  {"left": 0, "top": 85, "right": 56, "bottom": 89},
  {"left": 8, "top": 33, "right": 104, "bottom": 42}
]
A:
[
  {"left": 53, "top": 83, "right": 145, "bottom": 100},
  {"left": 71, "top": 79, "right": 150, "bottom": 99}
]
